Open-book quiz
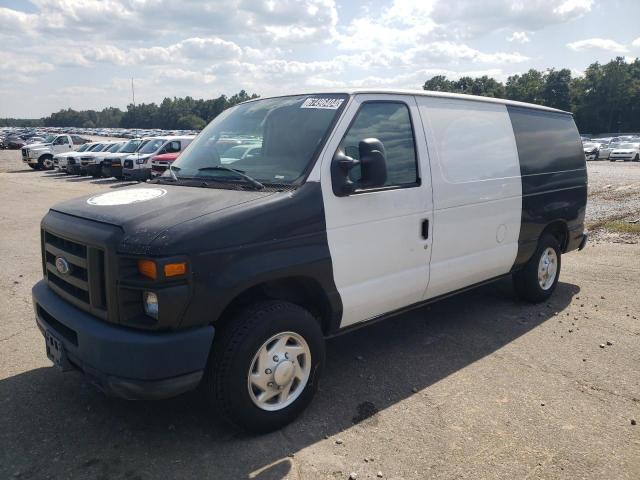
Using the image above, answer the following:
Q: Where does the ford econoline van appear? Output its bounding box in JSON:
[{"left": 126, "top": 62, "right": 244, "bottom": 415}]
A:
[{"left": 32, "top": 90, "right": 587, "bottom": 432}]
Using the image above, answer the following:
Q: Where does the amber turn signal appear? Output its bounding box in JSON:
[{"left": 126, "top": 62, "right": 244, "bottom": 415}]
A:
[
  {"left": 138, "top": 259, "right": 157, "bottom": 280},
  {"left": 164, "top": 262, "right": 187, "bottom": 277}
]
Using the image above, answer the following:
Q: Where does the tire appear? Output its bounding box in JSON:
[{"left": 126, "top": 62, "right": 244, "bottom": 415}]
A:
[
  {"left": 513, "top": 233, "right": 562, "bottom": 303},
  {"left": 633, "top": 154, "right": 639, "bottom": 162},
  {"left": 37, "top": 155, "right": 54, "bottom": 170},
  {"left": 204, "top": 300, "right": 325, "bottom": 433},
  {"left": 28, "top": 164, "right": 37, "bottom": 170}
]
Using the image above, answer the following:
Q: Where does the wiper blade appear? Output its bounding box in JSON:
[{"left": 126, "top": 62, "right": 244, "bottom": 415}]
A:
[{"left": 197, "top": 166, "right": 264, "bottom": 190}]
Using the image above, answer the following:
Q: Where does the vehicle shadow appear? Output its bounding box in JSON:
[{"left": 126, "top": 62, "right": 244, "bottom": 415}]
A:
[
  {"left": 0, "top": 279, "right": 579, "bottom": 479},
  {"left": 5, "top": 169, "right": 38, "bottom": 173}
]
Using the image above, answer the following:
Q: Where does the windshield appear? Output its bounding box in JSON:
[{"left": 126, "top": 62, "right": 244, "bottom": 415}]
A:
[
  {"left": 77, "top": 143, "right": 90, "bottom": 152},
  {"left": 120, "top": 139, "right": 143, "bottom": 153},
  {"left": 107, "top": 143, "right": 124, "bottom": 153},
  {"left": 42, "top": 135, "right": 55, "bottom": 143},
  {"left": 169, "top": 94, "right": 347, "bottom": 185},
  {"left": 617, "top": 143, "right": 638, "bottom": 149},
  {"left": 139, "top": 139, "right": 165, "bottom": 154}
]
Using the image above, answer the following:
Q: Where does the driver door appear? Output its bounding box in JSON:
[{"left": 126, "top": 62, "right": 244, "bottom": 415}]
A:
[{"left": 319, "top": 94, "right": 433, "bottom": 328}]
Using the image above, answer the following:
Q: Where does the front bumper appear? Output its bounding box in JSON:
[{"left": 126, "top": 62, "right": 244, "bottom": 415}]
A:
[
  {"left": 33, "top": 280, "right": 214, "bottom": 399},
  {"left": 123, "top": 167, "right": 151, "bottom": 181}
]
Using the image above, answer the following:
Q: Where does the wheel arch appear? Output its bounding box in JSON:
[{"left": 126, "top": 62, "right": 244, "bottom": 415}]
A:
[
  {"left": 540, "top": 220, "right": 569, "bottom": 252},
  {"left": 214, "top": 275, "right": 340, "bottom": 336}
]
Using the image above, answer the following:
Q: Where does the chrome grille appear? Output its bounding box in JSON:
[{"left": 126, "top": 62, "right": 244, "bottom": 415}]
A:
[
  {"left": 123, "top": 159, "right": 133, "bottom": 168},
  {"left": 43, "top": 230, "right": 106, "bottom": 314}
]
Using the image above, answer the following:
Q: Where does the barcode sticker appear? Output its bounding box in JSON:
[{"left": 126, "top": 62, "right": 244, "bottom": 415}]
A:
[{"left": 300, "top": 98, "right": 345, "bottom": 110}]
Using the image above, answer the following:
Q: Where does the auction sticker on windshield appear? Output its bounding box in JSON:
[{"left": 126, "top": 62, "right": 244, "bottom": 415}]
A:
[
  {"left": 87, "top": 188, "right": 167, "bottom": 206},
  {"left": 300, "top": 97, "right": 345, "bottom": 109}
]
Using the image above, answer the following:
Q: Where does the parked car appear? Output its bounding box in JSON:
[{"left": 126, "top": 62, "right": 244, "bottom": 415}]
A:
[
  {"left": 150, "top": 152, "right": 180, "bottom": 177},
  {"left": 5, "top": 136, "right": 26, "bottom": 150},
  {"left": 83, "top": 142, "right": 127, "bottom": 178},
  {"left": 22, "top": 134, "right": 78, "bottom": 170},
  {"left": 122, "top": 136, "right": 195, "bottom": 181},
  {"left": 609, "top": 142, "right": 640, "bottom": 162},
  {"left": 31, "top": 90, "right": 587, "bottom": 432},
  {"left": 220, "top": 143, "right": 262, "bottom": 164},
  {"left": 582, "top": 141, "right": 601, "bottom": 160},
  {"left": 53, "top": 142, "right": 96, "bottom": 171},
  {"left": 101, "top": 138, "right": 147, "bottom": 179},
  {"left": 66, "top": 143, "right": 111, "bottom": 175}
]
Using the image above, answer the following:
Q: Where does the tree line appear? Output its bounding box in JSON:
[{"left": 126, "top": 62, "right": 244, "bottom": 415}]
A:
[
  {"left": 2, "top": 57, "right": 639, "bottom": 133},
  {"left": 423, "top": 57, "right": 640, "bottom": 134},
  {"left": 0, "top": 90, "right": 258, "bottom": 130}
]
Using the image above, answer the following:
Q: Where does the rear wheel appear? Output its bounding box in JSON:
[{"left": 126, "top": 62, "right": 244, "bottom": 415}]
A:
[
  {"left": 204, "top": 301, "right": 324, "bottom": 433},
  {"left": 513, "top": 234, "right": 561, "bottom": 303}
]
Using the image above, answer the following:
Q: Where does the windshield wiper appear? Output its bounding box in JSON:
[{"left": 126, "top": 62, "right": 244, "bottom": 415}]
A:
[{"left": 197, "top": 166, "right": 264, "bottom": 190}]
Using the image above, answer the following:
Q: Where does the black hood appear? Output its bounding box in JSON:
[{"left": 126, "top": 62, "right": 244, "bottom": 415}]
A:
[{"left": 50, "top": 185, "right": 273, "bottom": 247}]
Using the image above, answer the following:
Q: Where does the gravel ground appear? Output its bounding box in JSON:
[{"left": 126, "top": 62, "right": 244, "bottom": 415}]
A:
[
  {"left": 1, "top": 149, "right": 639, "bottom": 480},
  {"left": 585, "top": 161, "right": 640, "bottom": 243}
]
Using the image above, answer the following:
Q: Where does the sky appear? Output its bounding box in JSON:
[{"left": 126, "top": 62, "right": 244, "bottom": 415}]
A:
[{"left": 0, "top": 0, "right": 639, "bottom": 118}]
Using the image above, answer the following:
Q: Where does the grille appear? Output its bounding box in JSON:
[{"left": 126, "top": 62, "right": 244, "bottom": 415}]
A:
[
  {"left": 68, "top": 158, "right": 76, "bottom": 165},
  {"left": 124, "top": 160, "right": 133, "bottom": 169},
  {"left": 22, "top": 148, "right": 28, "bottom": 158},
  {"left": 43, "top": 230, "right": 106, "bottom": 314}
]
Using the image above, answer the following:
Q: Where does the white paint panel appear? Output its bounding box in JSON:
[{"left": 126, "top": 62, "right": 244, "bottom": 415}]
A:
[
  {"left": 416, "top": 96, "right": 522, "bottom": 299},
  {"left": 320, "top": 94, "right": 433, "bottom": 327}
]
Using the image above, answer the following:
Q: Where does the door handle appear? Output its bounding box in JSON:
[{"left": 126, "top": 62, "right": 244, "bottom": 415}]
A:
[{"left": 421, "top": 219, "right": 429, "bottom": 239}]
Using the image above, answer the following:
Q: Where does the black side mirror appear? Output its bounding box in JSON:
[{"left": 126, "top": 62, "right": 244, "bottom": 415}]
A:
[{"left": 331, "top": 138, "right": 387, "bottom": 196}]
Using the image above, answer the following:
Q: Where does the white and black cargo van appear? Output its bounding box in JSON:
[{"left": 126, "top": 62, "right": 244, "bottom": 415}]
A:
[{"left": 32, "top": 90, "right": 587, "bottom": 432}]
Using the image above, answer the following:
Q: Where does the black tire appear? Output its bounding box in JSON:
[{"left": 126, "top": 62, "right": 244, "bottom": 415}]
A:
[
  {"left": 633, "top": 154, "right": 639, "bottom": 162},
  {"left": 513, "top": 233, "right": 561, "bottom": 303},
  {"left": 37, "top": 155, "right": 54, "bottom": 170},
  {"left": 204, "top": 301, "right": 325, "bottom": 433},
  {"left": 28, "top": 164, "right": 38, "bottom": 170}
]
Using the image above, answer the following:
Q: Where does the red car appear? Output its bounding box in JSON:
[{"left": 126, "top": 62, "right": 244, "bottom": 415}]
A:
[{"left": 150, "top": 152, "right": 180, "bottom": 177}]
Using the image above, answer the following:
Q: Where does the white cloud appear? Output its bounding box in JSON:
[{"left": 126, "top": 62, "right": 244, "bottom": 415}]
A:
[
  {"left": 567, "top": 38, "right": 629, "bottom": 53},
  {"left": 632, "top": 38, "right": 640, "bottom": 48},
  {"left": 507, "top": 32, "right": 530, "bottom": 43}
]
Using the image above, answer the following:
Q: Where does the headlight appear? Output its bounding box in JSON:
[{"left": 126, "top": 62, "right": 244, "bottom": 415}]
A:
[
  {"left": 143, "top": 291, "right": 158, "bottom": 319},
  {"left": 136, "top": 157, "right": 147, "bottom": 165}
]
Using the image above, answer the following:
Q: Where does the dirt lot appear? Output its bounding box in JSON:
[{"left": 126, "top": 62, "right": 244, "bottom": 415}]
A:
[{"left": 1, "top": 150, "right": 639, "bottom": 480}]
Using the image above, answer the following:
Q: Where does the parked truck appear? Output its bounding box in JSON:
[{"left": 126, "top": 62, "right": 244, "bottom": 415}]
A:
[{"left": 22, "top": 134, "right": 78, "bottom": 170}]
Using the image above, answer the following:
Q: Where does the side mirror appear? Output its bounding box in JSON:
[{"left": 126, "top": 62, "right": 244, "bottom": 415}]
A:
[{"left": 331, "top": 138, "right": 387, "bottom": 196}]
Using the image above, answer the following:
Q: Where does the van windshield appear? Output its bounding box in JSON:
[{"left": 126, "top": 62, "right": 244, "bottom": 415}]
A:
[
  {"left": 168, "top": 94, "right": 348, "bottom": 185},
  {"left": 139, "top": 139, "right": 165, "bottom": 154},
  {"left": 120, "top": 139, "right": 143, "bottom": 153}
]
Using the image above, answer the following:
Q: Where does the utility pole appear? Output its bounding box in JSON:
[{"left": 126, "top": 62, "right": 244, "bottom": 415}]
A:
[{"left": 131, "top": 78, "right": 136, "bottom": 107}]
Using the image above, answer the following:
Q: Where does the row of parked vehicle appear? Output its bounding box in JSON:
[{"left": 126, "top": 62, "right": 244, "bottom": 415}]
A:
[
  {"left": 22, "top": 132, "right": 264, "bottom": 181},
  {"left": 581, "top": 135, "right": 640, "bottom": 162}
]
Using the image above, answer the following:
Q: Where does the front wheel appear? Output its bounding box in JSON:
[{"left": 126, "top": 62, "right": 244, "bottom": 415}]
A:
[
  {"left": 37, "top": 155, "right": 54, "bottom": 170},
  {"left": 204, "top": 301, "right": 325, "bottom": 432},
  {"left": 513, "top": 234, "right": 561, "bottom": 303}
]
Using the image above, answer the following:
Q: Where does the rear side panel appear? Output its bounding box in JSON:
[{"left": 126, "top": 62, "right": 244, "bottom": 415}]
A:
[{"left": 507, "top": 107, "right": 587, "bottom": 268}]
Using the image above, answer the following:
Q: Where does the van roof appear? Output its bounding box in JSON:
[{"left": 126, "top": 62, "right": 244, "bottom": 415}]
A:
[{"left": 245, "top": 88, "right": 571, "bottom": 115}]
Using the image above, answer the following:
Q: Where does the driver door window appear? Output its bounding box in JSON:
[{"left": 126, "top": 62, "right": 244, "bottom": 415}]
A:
[{"left": 339, "top": 102, "right": 419, "bottom": 188}]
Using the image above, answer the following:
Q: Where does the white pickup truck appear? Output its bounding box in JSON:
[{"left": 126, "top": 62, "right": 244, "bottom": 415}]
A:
[{"left": 22, "top": 134, "right": 78, "bottom": 170}]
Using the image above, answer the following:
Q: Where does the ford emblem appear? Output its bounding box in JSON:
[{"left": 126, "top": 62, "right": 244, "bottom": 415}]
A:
[{"left": 55, "top": 257, "right": 71, "bottom": 275}]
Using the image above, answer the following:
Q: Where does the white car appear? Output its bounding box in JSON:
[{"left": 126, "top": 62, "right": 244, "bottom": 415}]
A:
[
  {"left": 609, "top": 143, "right": 640, "bottom": 162},
  {"left": 582, "top": 142, "right": 601, "bottom": 161},
  {"left": 54, "top": 142, "right": 102, "bottom": 171},
  {"left": 81, "top": 142, "right": 127, "bottom": 177},
  {"left": 220, "top": 143, "right": 262, "bottom": 164}
]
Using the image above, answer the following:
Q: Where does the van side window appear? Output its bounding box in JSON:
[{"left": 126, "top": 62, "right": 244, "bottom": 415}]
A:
[
  {"left": 162, "top": 141, "right": 181, "bottom": 154},
  {"left": 54, "top": 137, "right": 68, "bottom": 145},
  {"left": 340, "top": 102, "right": 418, "bottom": 188}
]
